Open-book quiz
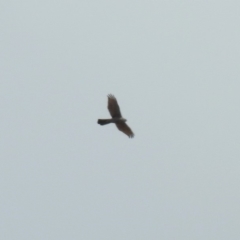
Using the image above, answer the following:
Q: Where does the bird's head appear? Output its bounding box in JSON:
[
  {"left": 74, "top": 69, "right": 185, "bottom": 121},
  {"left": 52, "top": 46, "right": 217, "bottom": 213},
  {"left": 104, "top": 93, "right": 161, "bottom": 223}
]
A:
[{"left": 121, "top": 118, "right": 127, "bottom": 122}]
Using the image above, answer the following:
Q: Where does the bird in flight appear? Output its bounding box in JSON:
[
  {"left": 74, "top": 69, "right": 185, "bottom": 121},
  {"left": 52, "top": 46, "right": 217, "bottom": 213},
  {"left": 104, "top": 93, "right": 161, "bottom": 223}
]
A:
[{"left": 97, "top": 94, "right": 134, "bottom": 138}]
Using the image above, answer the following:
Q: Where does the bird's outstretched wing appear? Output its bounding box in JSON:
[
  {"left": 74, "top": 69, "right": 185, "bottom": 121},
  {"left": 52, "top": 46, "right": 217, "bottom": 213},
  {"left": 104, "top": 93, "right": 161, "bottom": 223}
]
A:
[
  {"left": 116, "top": 122, "right": 134, "bottom": 138},
  {"left": 107, "top": 94, "right": 122, "bottom": 118}
]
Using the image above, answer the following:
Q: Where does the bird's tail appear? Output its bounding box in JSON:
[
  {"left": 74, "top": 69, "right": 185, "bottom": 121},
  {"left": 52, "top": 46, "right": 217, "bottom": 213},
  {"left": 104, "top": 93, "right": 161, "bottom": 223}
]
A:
[{"left": 97, "top": 119, "right": 113, "bottom": 125}]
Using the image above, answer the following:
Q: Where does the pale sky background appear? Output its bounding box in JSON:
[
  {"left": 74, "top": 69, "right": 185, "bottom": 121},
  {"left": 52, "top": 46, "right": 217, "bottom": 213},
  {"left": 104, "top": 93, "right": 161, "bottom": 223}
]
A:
[{"left": 1, "top": 1, "right": 240, "bottom": 240}]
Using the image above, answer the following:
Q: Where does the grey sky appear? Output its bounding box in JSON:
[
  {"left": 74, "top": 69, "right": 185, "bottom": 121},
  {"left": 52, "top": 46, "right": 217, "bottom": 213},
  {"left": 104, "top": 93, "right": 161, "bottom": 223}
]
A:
[{"left": 1, "top": 1, "right": 240, "bottom": 239}]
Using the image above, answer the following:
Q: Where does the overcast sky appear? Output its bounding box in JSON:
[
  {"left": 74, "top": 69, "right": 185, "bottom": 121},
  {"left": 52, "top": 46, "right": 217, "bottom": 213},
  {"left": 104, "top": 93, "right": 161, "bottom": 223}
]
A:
[{"left": 1, "top": 1, "right": 240, "bottom": 239}]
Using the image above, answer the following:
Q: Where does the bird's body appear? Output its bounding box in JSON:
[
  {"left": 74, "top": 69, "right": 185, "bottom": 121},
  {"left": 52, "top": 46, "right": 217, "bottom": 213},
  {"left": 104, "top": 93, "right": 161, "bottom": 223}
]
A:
[
  {"left": 98, "top": 117, "right": 126, "bottom": 125},
  {"left": 97, "top": 94, "right": 134, "bottom": 138}
]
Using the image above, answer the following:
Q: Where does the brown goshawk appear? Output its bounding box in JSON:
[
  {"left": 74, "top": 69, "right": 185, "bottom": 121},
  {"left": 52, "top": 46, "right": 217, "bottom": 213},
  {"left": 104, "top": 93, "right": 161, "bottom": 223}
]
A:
[{"left": 97, "top": 94, "right": 134, "bottom": 138}]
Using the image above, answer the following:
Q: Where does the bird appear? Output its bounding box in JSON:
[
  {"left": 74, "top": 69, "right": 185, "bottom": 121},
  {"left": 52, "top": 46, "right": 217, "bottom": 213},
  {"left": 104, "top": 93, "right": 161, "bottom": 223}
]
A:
[{"left": 97, "top": 94, "right": 134, "bottom": 138}]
